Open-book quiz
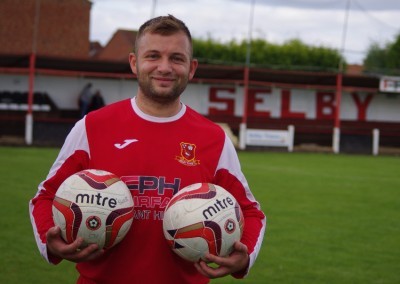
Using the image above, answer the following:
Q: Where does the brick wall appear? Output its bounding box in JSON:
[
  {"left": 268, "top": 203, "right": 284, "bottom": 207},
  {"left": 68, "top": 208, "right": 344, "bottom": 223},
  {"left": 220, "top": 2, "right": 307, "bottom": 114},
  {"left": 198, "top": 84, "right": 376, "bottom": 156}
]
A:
[
  {"left": 0, "top": 0, "right": 91, "bottom": 59},
  {"left": 97, "top": 29, "right": 136, "bottom": 62}
]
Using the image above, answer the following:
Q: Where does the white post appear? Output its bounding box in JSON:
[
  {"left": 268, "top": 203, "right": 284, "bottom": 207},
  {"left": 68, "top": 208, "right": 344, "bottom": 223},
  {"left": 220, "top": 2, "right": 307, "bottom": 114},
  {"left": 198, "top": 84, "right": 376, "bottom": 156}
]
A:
[
  {"left": 25, "top": 113, "right": 33, "bottom": 145},
  {"left": 333, "top": 127, "right": 340, "bottom": 154},
  {"left": 150, "top": 0, "right": 157, "bottom": 18},
  {"left": 372, "top": 128, "right": 380, "bottom": 156},
  {"left": 239, "top": 122, "right": 247, "bottom": 150},
  {"left": 288, "top": 125, "right": 295, "bottom": 152}
]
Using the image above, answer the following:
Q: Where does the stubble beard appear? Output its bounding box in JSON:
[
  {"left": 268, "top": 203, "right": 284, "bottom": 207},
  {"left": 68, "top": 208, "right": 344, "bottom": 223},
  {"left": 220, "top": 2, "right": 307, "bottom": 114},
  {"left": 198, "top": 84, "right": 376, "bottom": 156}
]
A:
[{"left": 137, "top": 73, "right": 188, "bottom": 105}]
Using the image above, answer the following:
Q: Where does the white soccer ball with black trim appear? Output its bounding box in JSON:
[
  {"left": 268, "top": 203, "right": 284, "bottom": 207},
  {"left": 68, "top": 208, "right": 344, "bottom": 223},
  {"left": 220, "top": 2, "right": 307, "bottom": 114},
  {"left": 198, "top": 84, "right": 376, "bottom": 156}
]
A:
[
  {"left": 163, "top": 183, "right": 244, "bottom": 262},
  {"left": 52, "top": 169, "right": 134, "bottom": 249}
]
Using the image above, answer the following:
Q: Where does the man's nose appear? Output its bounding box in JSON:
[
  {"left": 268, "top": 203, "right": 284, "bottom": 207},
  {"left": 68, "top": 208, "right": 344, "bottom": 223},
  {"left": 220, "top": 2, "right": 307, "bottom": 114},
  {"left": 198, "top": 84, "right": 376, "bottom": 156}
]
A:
[{"left": 157, "top": 57, "right": 172, "bottom": 73}]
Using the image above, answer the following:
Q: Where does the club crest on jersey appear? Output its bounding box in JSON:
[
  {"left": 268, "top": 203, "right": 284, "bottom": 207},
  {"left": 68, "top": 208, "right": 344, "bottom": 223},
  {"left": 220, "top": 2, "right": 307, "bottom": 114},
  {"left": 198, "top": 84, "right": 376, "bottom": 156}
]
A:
[{"left": 176, "top": 142, "right": 200, "bottom": 166}]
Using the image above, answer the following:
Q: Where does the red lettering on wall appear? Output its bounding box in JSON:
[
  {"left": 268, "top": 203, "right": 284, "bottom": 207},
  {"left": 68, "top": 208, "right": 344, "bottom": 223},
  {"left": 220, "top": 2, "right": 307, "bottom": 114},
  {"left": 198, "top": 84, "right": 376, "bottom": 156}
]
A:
[
  {"left": 208, "top": 87, "right": 235, "bottom": 115},
  {"left": 351, "top": 92, "right": 374, "bottom": 121},
  {"left": 316, "top": 92, "right": 336, "bottom": 119},
  {"left": 281, "top": 89, "right": 306, "bottom": 119},
  {"left": 247, "top": 88, "right": 271, "bottom": 118}
]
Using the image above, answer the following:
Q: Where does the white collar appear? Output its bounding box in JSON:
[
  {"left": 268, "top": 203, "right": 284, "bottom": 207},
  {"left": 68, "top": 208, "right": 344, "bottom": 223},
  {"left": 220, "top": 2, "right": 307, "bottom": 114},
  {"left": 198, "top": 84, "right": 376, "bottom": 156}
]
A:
[{"left": 131, "top": 97, "right": 186, "bottom": 123}]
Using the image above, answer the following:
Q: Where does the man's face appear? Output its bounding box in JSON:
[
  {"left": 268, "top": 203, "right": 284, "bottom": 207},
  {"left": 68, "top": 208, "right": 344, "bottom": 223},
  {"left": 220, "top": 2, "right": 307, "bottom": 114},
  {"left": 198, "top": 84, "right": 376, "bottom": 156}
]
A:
[{"left": 130, "top": 31, "right": 198, "bottom": 104}]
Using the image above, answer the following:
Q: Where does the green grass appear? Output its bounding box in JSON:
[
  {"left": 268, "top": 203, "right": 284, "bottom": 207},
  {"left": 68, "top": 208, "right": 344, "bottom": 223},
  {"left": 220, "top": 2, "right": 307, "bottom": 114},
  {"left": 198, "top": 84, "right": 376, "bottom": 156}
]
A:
[
  {"left": 0, "top": 147, "right": 78, "bottom": 283},
  {"left": 0, "top": 147, "right": 399, "bottom": 283}
]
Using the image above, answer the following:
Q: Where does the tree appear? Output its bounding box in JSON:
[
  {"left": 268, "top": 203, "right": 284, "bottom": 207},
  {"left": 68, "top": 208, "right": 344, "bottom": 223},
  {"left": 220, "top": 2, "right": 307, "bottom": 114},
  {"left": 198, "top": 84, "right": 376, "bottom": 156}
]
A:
[
  {"left": 193, "top": 37, "right": 344, "bottom": 71},
  {"left": 387, "top": 34, "right": 400, "bottom": 70},
  {"left": 364, "top": 33, "right": 400, "bottom": 75}
]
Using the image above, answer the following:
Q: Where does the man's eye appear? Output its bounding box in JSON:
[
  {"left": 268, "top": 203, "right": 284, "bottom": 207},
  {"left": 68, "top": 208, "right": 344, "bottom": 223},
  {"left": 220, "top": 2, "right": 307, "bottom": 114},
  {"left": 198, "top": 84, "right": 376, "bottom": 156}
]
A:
[
  {"left": 147, "top": 54, "right": 159, "bottom": 59},
  {"left": 172, "top": 56, "right": 185, "bottom": 62}
]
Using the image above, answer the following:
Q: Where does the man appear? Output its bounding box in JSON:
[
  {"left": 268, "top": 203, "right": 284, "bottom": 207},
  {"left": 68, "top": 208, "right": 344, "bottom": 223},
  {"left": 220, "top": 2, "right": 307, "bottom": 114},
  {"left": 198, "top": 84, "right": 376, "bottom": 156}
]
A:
[
  {"left": 29, "top": 15, "right": 266, "bottom": 283},
  {"left": 78, "top": 83, "right": 94, "bottom": 118}
]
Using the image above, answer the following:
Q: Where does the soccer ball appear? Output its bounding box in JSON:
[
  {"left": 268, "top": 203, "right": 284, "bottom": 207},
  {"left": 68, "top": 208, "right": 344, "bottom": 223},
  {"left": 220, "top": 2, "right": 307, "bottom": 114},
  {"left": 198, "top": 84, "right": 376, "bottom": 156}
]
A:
[
  {"left": 52, "top": 169, "right": 134, "bottom": 249},
  {"left": 163, "top": 183, "right": 244, "bottom": 262}
]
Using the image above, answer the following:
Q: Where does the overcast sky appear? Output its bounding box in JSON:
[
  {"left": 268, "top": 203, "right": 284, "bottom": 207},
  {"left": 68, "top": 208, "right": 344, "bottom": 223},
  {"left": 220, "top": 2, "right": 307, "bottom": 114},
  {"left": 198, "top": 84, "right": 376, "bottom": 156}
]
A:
[{"left": 90, "top": 0, "right": 400, "bottom": 64}]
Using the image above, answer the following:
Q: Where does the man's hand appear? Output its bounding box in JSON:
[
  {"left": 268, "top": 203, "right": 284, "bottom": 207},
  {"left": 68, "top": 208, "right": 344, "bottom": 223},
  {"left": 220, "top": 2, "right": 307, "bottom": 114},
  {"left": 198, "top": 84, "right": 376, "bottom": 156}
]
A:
[
  {"left": 194, "top": 241, "right": 249, "bottom": 279},
  {"left": 46, "top": 226, "right": 104, "bottom": 263}
]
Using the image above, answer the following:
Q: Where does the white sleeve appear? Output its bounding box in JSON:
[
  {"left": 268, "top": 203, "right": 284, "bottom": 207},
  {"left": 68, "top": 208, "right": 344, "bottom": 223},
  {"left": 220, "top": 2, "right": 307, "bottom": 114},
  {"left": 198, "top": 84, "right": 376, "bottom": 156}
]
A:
[
  {"left": 28, "top": 118, "right": 89, "bottom": 263},
  {"left": 46, "top": 118, "right": 90, "bottom": 181}
]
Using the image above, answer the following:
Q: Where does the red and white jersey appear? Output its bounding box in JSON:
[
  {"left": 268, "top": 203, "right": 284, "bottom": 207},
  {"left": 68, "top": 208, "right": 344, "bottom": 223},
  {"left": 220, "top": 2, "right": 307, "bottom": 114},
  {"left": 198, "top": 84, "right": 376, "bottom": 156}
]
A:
[{"left": 29, "top": 98, "right": 266, "bottom": 284}]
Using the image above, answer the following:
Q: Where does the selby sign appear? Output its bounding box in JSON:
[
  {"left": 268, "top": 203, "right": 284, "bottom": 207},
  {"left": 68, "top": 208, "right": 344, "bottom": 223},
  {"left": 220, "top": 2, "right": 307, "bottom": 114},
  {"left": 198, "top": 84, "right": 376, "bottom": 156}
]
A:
[{"left": 208, "top": 87, "right": 376, "bottom": 121}]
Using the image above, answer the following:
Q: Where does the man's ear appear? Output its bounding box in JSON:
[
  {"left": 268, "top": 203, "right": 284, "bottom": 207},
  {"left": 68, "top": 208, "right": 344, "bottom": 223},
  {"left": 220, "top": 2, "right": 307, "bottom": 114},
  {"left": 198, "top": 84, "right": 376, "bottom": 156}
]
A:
[
  {"left": 129, "top": 53, "right": 137, "bottom": 76},
  {"left": 189, "top": 58, "right": 198, "bottom": 80}
]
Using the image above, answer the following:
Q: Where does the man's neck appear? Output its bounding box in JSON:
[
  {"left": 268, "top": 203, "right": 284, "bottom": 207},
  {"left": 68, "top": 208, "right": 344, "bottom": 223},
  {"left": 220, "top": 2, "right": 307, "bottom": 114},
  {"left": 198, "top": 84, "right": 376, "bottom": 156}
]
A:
[{"left": 135, "top": 94, "right": 182, "bottom": 118}]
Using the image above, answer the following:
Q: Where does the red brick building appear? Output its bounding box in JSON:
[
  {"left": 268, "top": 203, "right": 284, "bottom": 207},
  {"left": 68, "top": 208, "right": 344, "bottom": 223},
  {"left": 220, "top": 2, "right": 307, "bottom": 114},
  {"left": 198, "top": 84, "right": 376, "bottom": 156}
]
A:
[
  {"left": 0, "top": 0, "right": 91, "bottom": 59},
  {"left": 96, "top": 29, "right": 137, "bottom": 62}
]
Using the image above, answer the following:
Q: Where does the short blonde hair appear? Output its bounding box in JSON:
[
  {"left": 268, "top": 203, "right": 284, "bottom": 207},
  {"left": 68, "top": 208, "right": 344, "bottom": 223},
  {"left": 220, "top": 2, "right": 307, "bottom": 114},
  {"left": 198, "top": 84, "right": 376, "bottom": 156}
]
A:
[{"left": 134, "top": 15, "right": 193, "bottom": 57}]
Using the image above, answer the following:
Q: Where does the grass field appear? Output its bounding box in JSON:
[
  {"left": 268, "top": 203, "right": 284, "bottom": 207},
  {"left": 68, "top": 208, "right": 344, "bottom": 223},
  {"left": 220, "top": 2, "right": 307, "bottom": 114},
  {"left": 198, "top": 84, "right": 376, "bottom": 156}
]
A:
[{"left": 0, "top": 146, "right": 399, "bottom": 284}]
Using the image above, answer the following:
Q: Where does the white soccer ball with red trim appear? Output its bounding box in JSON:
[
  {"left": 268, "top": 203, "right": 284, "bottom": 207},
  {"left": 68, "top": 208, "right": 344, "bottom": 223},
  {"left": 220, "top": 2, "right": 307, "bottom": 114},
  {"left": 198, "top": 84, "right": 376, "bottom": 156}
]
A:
[
  {"left": 52, "top": 169, "right": 134, "bottom": 249},
  {"left": 163, "top": 183, "right": 244, "bottom": 262}
]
